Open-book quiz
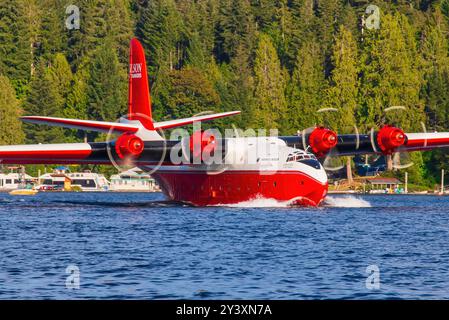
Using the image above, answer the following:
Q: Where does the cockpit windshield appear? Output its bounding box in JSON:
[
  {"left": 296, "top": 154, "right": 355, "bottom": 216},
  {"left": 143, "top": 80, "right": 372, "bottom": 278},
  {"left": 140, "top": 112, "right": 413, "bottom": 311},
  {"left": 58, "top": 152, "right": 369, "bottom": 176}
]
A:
[{"left": 286, "top": 151, "right": 317, "bottom": 163}]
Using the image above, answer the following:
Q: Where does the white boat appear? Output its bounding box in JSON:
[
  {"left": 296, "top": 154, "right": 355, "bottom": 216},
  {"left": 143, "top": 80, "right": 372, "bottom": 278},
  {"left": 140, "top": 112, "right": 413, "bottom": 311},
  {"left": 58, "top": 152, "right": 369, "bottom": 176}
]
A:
[
  {"left": 38, "top": 169, "right": 110, "bottom": 191},
  {"left": 0, "top": 172, "right": 35, "bottom": 191},
  {"left": 109, "top": 168, "right": 160, "bottom": 192}
]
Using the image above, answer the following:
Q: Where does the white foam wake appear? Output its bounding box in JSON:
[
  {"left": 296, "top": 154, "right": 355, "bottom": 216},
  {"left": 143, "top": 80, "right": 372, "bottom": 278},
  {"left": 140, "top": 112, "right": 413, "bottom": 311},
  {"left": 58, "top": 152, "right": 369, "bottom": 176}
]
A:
[
  {"left": 213, "top": 195, "right": 371, "bottom": 208},
  {"left": 323, "top": 195, "right": 371, "bottom": 208},
  {"left": 215, "top": 196, "right": 302, "bottom": 208}
]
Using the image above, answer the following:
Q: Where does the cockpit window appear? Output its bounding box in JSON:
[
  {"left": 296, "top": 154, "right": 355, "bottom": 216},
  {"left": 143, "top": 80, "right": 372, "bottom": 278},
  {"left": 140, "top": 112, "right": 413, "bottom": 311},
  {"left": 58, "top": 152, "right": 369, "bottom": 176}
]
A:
[{"left": 287, "top": 152, "right": 317, "bottom": 162}]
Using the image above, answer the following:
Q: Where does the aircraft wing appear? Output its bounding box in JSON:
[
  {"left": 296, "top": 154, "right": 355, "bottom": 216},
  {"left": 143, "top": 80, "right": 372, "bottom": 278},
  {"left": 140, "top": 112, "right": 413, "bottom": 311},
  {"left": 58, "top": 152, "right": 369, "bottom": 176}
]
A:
[
  {"left": 280, "top": 127, "right": 449, "bottom": 157},
  {"left": 0, "top": 143, "right": 94, "bottom": 164},
  {"left": 0, "top": 140, "right": 178, "bottom": 165},
  {"left": 330, "top": 131, "right": 449, "bottom": 156},
  {"left": 400, "top": 132, "right": 449, "bottom": 152}
]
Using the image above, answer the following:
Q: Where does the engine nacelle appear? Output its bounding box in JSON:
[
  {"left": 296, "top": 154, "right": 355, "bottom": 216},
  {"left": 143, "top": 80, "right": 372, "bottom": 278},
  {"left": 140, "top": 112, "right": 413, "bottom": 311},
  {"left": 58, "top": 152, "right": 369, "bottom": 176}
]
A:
[
  {"left": 309, "top": 127, "right": 338, "bottom": 157},
  {"left": 189, "top": 130, "right": 217, "bottom": 160},
  {"left": 115, "top": 133, "right": 144, "bottom": 159},
  {"left": 376, "top": 125, "right": 406, "bottom": 154}
]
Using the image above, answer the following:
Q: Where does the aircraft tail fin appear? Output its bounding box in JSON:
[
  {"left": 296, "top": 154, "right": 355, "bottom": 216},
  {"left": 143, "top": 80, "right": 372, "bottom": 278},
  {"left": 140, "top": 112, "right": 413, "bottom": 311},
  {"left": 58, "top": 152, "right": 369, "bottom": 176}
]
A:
[{"left": 128, "top": 38, "right": 154, "bottom": 130}]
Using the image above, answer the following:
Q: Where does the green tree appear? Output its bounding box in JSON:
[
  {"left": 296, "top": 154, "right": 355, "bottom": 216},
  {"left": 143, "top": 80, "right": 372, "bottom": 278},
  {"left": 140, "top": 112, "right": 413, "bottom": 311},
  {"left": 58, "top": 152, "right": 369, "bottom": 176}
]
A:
[
  {"left": 0, "top": 75, "right": 25, "bottom": 144},
  {"left": 262, "top": 0, "right": 294, "bottom": 68},
  {"left": 0, "top": 0, "right": 33, "bottom": 95},
  {"left": 315, "top": 0, "right": 344, "bottom": 56},
  {"left": 46, "top": 54, "right": 73, "bottom": 103},
  {"left": 286, "top": 39, "right": 326, "bottom": 133},
  {"left": 206, "top": 45, "right": 255, "bottom": 129},
  {"left": 65, "top": 68, "right": 89, "bottom": 120},
  {"left": 324, "top": 26, "right": 359, "bottom": 183},
  {"left": 215, "top": 0, "right": 257, "bottom": 63},
  {"left": 250, "top": 0, "right": 278, "bottom": 30},
  {"left": 23, "top": 62, "right": 65, "bottom": 143},
  {"left": 421, "top": 12, "right": 449, "bottom": 130},
  {"left": 67, "top": 0, "right": 133, "bottom": 69},
  {"left": 284, "top": 0, "right": 316, "bottom": 69},
  {"left": 324, "top": 26, "right": 358, "bottom": 131},
  {"left": 182, "top": 0, "right": 217, "bottom": 60},
  {"left": 359, "top": 13, "right": 424, "bottom": 131},
  {"left": 37, "top": 0, "right": 67, "bottom": 62},
  {"left": 136, "top": 0, "right": 185, "bottom": 74},
  {"left": 158, "top": 67, "right": 221, "bottom": 121},
  {"left": 186, "top": 32, "right": 208, "bottom": 70},
  {"left": 86, "top": 43, "right": 128, "bottom": 122},
  {"left": 420, "top": 10, "right": 449, "bottom": 183},
  {"left": 251, "top": 34, "right": 286, "bottom": 129}
]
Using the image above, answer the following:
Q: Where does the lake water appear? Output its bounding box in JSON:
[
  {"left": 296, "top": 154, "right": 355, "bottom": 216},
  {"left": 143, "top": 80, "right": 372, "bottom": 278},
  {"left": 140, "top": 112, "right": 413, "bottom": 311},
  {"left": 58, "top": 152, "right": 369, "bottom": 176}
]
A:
[{"left": 1, "top": 192, "right": 449, "bottom": 299}]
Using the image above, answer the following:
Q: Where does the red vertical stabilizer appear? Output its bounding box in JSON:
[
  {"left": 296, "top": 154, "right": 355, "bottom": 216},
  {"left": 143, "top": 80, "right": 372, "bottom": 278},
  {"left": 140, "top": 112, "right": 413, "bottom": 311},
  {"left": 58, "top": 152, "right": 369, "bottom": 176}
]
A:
[{"left": 128, "top": 38, "right": 154, "bottom": 130}]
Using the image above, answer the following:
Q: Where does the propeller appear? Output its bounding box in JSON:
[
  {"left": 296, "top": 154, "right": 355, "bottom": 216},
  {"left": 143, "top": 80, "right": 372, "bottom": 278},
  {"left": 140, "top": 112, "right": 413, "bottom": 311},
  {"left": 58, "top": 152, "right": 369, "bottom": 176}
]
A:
[
  {"left": 105, "top": 112, "right": 167, "bottom": 174},
  {"left": 314, "top": 107, "right": 345, "bottom": 171},
  {"left": 378, "top": 105, "right": 426, "bottom": 170},
  {"left": 298, "top": 125, "right": 341, "bottom": 171},
  {"left": 180, "top": 110, "right": 230, "bottom": 175}
]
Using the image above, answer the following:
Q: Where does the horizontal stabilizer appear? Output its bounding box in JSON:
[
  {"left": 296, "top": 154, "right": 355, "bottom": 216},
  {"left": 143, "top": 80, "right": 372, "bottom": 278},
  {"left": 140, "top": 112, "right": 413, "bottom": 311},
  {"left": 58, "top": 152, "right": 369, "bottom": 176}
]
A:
[
  {"left": 153, "top": 111, "right": 241, "bottom": 130},
  {"left": 21, "top": 116, "right": 139, "bottom": 133}
]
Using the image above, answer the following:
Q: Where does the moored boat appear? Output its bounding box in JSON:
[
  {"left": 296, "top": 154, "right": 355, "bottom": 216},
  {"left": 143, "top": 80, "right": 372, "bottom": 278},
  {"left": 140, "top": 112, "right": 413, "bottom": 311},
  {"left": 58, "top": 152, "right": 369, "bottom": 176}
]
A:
[{"left": 9, "top": 188, "right": 38, "bottom": 196}]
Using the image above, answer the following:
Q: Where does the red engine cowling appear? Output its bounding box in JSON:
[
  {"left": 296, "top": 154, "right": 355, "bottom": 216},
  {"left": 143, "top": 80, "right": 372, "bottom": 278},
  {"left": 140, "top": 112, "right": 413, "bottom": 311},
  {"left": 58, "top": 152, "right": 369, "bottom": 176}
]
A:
[
  {"left": 115, "top": 133, "right": 144, "bottom": 159},
  {"left": 189, "top": 130, "right": 216, "bottom": 160},
  {"left": 309, "top": 127, "right": 338, "bottom": 157},
  {"left": 376, "top": 125, "right": 406, "bottom": 154}
]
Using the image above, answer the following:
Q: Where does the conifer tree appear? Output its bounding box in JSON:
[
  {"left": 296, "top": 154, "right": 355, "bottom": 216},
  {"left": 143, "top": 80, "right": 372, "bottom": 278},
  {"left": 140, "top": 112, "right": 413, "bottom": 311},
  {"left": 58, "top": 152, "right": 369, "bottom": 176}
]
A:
[
  {"left": 159, "top": 67, "right": 221, "bottom": 121},
  {"left": 252, "top": 34, "right": 286, "bottom": 129},
  {"left": 182, "top": 0, "right": 217, "bottom": 58},
  {"left": 315, "top": 0, "right": 344, "bottom": 54},
  {"left": 285, "top": 0, "right": 316, "bottom": 68},
  {"left": 46, "top": 54, "right": 73, "bottom": 103},
  {"left": 324, "top": 26, "right": 359, "bottom": 183},
  {"left": 215, "top": 0, "right": 257, "bottom": 63},
  {"left": 37, "top": 0, "right": 67, "bottom": 62},
  {"left": 358, "top": 13, "right": 424, "bottom": 131},
  {"left": 86, "top": 43, "right": 127, "bottom": 122},
  {"left": 0, "top": 0, "right": 33, "bottom": 95},
  {"left": 0, "top": 75, "right": 25, "bottom": 144},
  {"left": 136, "top": 0, "right": 184, "bottom": 74},
  {"left": 23, "top": 62, "right": 66, "bottom": 143},
  {"left": 65, "top": 69, "right": 89, "bottom": 121},
  {"left": 186, "top": 33, "right": 208, "bottom": 70},
  {"left": 286, "top": 39, "right": 326, "bottom": 134},
  {"left": 325, "top": 26, "right": 358, "bottom": 131},
  {"left": 421, "top": 12, "right": 449, "bottom": 131},
  {"left": 66, "top": 0, "right": 133, "bottom": 69}
]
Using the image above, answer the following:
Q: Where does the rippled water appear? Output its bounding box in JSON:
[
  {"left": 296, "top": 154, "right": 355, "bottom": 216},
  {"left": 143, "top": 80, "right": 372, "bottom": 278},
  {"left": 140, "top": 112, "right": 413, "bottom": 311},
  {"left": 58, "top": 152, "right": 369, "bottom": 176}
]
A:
[{"left": 1, "top": 192, "right": 449, "bottom": 299}]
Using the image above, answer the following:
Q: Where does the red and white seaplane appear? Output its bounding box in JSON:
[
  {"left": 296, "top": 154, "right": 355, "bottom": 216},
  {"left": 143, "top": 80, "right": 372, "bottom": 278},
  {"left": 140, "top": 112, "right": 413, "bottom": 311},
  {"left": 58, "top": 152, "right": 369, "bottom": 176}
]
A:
[{"left": 1, "top": 38, "right": 449, "bottom": 206}]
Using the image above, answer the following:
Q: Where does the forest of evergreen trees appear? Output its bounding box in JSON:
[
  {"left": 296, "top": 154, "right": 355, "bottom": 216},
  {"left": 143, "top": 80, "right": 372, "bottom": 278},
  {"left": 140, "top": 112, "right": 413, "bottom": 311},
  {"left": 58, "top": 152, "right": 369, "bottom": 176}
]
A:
[{"left": 1, "top": 0, "right": 449, "bottom": 185}]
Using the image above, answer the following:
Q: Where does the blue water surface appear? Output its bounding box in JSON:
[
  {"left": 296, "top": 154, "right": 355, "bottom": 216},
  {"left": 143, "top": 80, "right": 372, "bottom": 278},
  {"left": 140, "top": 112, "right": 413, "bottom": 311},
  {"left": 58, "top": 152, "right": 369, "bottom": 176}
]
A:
[{"left": 1, "top": 192, "right": 449, "bottom": 299}]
